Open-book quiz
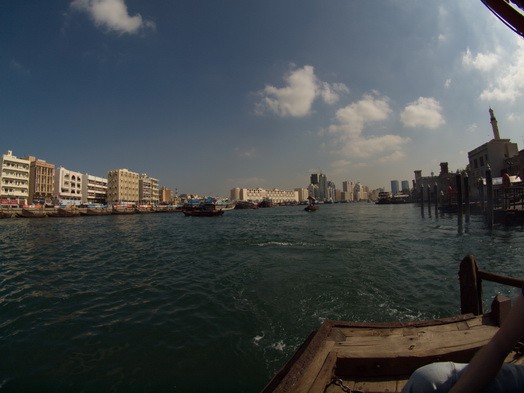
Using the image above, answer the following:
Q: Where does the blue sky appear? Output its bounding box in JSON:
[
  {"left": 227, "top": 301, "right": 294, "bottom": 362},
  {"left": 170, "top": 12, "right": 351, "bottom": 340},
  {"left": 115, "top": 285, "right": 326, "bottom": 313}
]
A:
[{"left": 2, "top": 1, "right": 524, "bottom": 196}]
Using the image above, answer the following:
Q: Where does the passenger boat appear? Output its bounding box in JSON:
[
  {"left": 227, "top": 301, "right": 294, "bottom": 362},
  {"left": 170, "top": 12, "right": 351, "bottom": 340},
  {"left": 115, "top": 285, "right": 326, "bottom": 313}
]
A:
[
  {"left": 135, "top": 205, "right": 155, "bottom": 213},
  {"left": 0, "top": 211, "right": 13, "bottom": 218},
  {"left": 47, "top": 207, "right": 80, "bottom": 217},
  {"left": 261, "top": 255, "right": 524, "bottom": 393},
  {"left": 79, "top": 207, "right": 112, "bottom": 216},
  {"left": 16, "top": 208, "right": 47, "bottom": 218},
  {"left": 112, "top": 205, "right": 137, "bottom": 215},
  {"left": 304, "top": 196, "right": 319, "bottom": 212},
  {"left": 183, "top": 208, "right": 224, "bottom": 217},
  {"left": 235, "top": 201, "right": 259, "bottom": 209}
]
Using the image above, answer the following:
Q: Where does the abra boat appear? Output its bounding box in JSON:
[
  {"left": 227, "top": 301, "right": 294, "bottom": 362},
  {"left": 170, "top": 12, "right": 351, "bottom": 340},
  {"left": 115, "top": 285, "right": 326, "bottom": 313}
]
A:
[
  {"left": 261, "top": 255, "right": 524, "bottom": 393},
  {"left": 47, "top": 207, "right": 80, "bottom": 217},
  {"left": 0, "top": 211, "right": 13, "bottom": 218},
  {"left": 183, "top": 208, "right": 224, "bottom": 217},
  {"left": 16, "top": 208, "right": 47, "bottom": 218},
  {"left": 304, "top": 196, "right": 319, "bottom": 212}
]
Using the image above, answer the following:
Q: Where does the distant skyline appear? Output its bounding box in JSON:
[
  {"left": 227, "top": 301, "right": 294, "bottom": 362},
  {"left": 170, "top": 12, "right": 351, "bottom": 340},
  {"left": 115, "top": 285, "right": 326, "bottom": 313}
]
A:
[{"left": 2, "top": 1, "right": 524, "bottom": 197}]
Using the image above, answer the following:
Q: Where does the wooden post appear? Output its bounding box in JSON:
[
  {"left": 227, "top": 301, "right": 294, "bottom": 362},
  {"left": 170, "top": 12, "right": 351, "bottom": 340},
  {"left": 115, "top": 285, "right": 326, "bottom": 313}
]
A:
[
  {"left": 434, "top": 184, "right": 438, "bottom": 217},
  {"left": 464, "top": 174, "right": 470, "bottom": 223},
  {"left": 459, "top": 254, "right": 483, "bottom": 315},
  {"left": 486, "top": 166, "right": 493, "bottom": 228},
  {"left": 456, "top": 173, "right": 463, "bottom": 226},
  {"left": 479, "top": 178, "right": 485, "bottom": 213},
  {"left": 491, "top": 295, "right": 511, "bottom": 327},
  {"left": 427, "top": 185, "right": 431, "bottom": 216},
  {"left": 420, "top": 185, "right": 424, "bottom": 216}
]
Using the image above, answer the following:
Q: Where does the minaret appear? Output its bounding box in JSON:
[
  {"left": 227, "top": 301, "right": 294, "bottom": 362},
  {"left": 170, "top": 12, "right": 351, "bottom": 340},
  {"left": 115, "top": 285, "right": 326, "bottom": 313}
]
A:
[{"left": 489, "top": 107, "right": 501, "bottom": 140}]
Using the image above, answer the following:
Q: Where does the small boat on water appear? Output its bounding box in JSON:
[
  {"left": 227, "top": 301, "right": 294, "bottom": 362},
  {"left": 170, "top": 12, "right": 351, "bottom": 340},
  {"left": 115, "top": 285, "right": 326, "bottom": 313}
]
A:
[
  {"left": 0, "top": 211, "right": 13, "bottom": 218},
  {"left": 47, "top": 207, "right": 80, "bottom": 217},
  {"left": 79, "top": 207, "right": 112, "bottom": 216},
  {"left": 235, "top": 201, "right": 259, "bottom": 209},
  {"left": 183, "top": 209, "right": 224, "bottom": 217},
  {"left": 304, "top": 196, "right": 319, "bottom": 212},
  {"left": 112, "top": 205, "right": 137, "bottom": 215},
  {"left": 261, "top": 255, "right": 524, "bottom": 393},
  {"left": 16, "top": 208, "right": 47, "bottom": 218}
]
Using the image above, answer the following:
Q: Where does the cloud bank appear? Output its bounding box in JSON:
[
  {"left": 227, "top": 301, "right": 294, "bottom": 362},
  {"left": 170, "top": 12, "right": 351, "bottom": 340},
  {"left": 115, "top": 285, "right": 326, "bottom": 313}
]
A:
[
  {"left": 400, "top": 97, "right": 445, "bottom": 128},
  {"left": 70, "top": 0, "right": 155, "bottom": 34}
]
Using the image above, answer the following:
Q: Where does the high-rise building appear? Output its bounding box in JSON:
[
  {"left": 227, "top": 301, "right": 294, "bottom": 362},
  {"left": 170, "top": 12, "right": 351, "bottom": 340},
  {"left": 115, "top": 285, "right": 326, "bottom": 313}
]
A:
[
  {"left": 310, "top": 172, "right": 328, "bottom": 200},
  {"left": 23, "top": 155, "right": 55, "bottom": 205},
  {"left": 0, "top": 150, "right": 30, "bottom": 205},
  {"left": 401, "top": 180, "right": 410, "bottom": 193},
  {"left": 107, "top": 168, "right": 139, "bottom": 204},
  {"left": 391, "top": 180, "right": 400, "bottom": 195}
]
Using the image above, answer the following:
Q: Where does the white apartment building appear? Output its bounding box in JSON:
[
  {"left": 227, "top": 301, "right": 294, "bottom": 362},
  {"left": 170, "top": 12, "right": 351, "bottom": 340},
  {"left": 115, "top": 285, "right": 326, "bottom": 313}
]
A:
[
  {"left": 55, "top": 167, "right": 83, "bottom": 206},
  {"left": 139, "top": 174, "right": 160, "bottom": 205},
  {"left": 82, "top": 174, "right": 107, "bottom": 205},
  {"left": 230, "top": 187, "right": 298, "bottom": 203},
  {"left": 0, "top": 150, "right": 30, "bottom": 205},
  {"left": 294, "top": 188, "right": 309, "bottom": 202},
  {"left": 107, "top": 168, "right": 140, "bottom": 204}
]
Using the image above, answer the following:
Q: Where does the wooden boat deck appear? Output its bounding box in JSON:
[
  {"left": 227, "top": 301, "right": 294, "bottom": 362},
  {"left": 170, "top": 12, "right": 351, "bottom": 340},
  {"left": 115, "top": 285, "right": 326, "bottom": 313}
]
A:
[{"left": 263, "top": 313, "right": 524, "bottom": 393}]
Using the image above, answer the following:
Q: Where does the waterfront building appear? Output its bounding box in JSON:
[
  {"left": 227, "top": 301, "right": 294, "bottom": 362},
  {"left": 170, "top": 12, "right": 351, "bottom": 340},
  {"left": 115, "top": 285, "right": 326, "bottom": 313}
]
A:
[
  {"left": 230, "top": 187, "right": 298, "bottom": 203},
  {"left": 107, "top": 168, "right": 139, "bottom": 205},
  {"left": 294, "top": 188, "right": 309, "bottom": 202},
  {"left": 0, "top": 150, "right": 30, "bottom": 205},
  {"left": 401, "top": 180, "right": 410, "bottom": 193},
  {"left": 81, "top": 174, "right": 107, "bottom": 205},
  {"left": 159, "top": 186, "right": 174, "bottom": 204},
  {"left": 310, "top": 173, "right": 328, "bottom": 200},
  {"left": 23, "top": 156, "right": 55, "bottom": 205},
  {"left": 342, "top": 181, "right": 355, "bottom": 201},
  {"left": 327, "top": 181, "right": 336, "bottom": 201},
  {"left": 468, "top": 108, "right": 518, "bottom": 181},
  {"left": 391, "top": 180, "right": 400, "bottom": 195},
  {"left": 55, "top": 167, "right": 83, "bottom": 206},
  {"left": 353, "top": 182, "right": 368, "bottom": 201},
  {"left": 139, "top": 174, "right": 160, "bottom": 205}
]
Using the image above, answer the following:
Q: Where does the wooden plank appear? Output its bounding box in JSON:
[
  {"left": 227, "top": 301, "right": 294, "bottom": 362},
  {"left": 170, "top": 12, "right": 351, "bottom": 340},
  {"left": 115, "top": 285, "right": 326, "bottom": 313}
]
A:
[{"left": 307, "top": 352, "right": 338, "bottom": 393}]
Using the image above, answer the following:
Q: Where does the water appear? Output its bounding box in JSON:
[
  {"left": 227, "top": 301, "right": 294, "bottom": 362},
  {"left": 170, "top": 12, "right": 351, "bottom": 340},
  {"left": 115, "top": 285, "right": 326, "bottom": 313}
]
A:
[{"left": 2, "top": 203, "right": 524, "bottom": 392}]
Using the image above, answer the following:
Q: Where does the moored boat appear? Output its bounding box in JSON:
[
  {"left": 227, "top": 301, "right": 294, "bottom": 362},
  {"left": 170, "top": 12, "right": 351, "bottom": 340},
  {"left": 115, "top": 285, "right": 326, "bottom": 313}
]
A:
[
  {"left": 261, "top": 255, "right": 524, "bottom": 393},
  {"left": 16, "top": 208, "right": 47, "bottom": 218},
  {"left": 0, "top": 210, "right": 13, "bottom": 218},
  {"left": 79, "top": 206, "right": 112, "bottom": 216},
  {"left": 47, "top": 207, "right": 80, "bottom": 217},
  {"left": 183, "top": 209, "right": 224, "bottom": 217},
  {"left": 235, "top": 201, "right": 259, "bottom": 209},
  {"left": 112, "top": 205, "right": 137, "bottom": 215}
]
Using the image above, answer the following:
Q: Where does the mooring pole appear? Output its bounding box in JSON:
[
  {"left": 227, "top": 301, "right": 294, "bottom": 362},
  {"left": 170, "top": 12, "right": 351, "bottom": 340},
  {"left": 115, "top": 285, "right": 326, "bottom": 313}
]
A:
[
  {"left": 456, "top": 173, "right": 463, "bottom": 226},
  {"left": 420, "top": 185, "right": 424, "bottom": 216},
  {"left": 464, "top": 173, "right": 470, "bottom": 223},
  {"left": 427, "top": 185, "right": 431, "bottom": 216},
  {"left": 434, "top": 183, "right": 438, "bottom": 217},
  {"left": 486, "top": 166, "right": 493, "bottom": 228}
]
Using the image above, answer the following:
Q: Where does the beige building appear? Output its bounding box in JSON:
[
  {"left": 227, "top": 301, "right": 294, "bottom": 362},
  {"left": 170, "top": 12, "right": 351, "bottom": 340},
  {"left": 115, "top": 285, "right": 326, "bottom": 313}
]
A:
[
  {"left": 55, "top": 167, "right": 83, "bottom": 206},
  {"left": 294, "top": 188, "right": 309, "bottom": 202},
  {"left": 139, "top": 174, "right": 160, "bottom": 205},
  {"left": 107, "top": 168, "right": 139, "bottom": 204},
  {"left": 468, "top": 108, "right": 519, "bottom": 181},
  {"left": 82, "top": 174, "right": 107, "bottom": 205},
  {"left": 159, "top": 186, "right": 174, "bottom": 203},
  {"left": 1, "top": 150, "right": 30, "bottom": 205},
  {"left": 22, "top": 156, "right": 55, "bottom": 205},
  {"left": 230, "top": 187, "right": 298, "bottom": 203}
]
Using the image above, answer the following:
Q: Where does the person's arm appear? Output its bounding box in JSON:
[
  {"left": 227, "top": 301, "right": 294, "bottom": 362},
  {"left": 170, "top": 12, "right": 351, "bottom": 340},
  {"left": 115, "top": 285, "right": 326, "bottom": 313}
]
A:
[{"left": 450, "top": 291, "right": 524, "bottom": 393}]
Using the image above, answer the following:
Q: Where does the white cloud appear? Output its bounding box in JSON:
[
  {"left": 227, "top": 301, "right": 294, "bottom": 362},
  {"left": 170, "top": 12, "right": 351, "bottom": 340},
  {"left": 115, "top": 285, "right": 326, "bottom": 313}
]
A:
[
  {"left": 234, "top": 147, "right": 256, "bottom": 159},
  {"left": 328, "top": 92, "right": 392, "bottom": 138},
  {"left": 326, "top": 92, "right": 410, "bottom": 160},
  {"left": 70, "top": 0, "right": 155, "bottom": 34},
  {"left": 462, "top": 40, "right": 524, "bottom": 102},
  {"left": 400, "top": 97, "right": 445, "bottom": 128},
  {"left": 444, "top": 79, "right": 451, "bottom": 88},
  {"left": 462, "top": 47, "right": 500, "bottom": 72},
  {"left": 255, "top": 65, "right": 348, "bottom": 117}
]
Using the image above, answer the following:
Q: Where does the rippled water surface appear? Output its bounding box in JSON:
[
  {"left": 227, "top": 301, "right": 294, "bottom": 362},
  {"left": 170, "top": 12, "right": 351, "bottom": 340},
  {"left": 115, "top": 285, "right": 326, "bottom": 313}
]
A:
[{"left": 2, "top": 203, "right": 524, "bottom": 392}]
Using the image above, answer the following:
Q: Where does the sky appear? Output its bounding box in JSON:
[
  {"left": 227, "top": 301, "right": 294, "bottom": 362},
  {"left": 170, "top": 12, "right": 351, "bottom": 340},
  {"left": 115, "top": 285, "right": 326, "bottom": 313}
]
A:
[{"left": 2, "top": 0, "right": 524, "bottom": 197}]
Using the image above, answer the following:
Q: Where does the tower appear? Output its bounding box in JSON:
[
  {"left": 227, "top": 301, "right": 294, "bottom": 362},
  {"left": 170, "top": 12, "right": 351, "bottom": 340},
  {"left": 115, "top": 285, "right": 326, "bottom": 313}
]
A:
[{"left": 489, "top": 108, "right": 501, "bottom": 140}]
